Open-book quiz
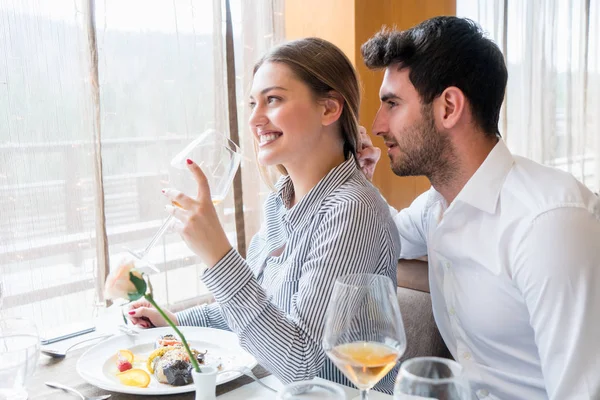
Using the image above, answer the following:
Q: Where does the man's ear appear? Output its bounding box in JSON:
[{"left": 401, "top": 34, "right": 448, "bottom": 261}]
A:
[
  {"left": 321, "top": 91, "right": 344, "bottom": 127},
  {"left": 433, "top": 86, "right": 466, "bottom": 130}
]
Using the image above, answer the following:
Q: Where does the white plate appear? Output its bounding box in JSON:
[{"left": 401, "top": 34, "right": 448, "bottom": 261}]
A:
[{"left": 76, "top": 326, "right": 257, "bottom": 395}]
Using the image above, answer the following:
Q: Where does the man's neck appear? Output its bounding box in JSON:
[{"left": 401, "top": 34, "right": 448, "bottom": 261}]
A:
[{"left": 432, "top": 136, "right": 499, "bottom": 205}]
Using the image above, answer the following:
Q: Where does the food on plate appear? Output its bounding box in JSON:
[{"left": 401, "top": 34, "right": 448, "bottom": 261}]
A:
[
  {"left": 155, "top": 334, "right": 182, "bottom": 348},
  {"left": 147, "top": 345, "right": 208, "bottom": 386},
  {"left": 117, "top": 358, "right": 132, "bottom": 372},
  {"left": 117, "top": 349, "right": 135, "bottom": 362},
  {"left": 117, "top": 350, "right": 134, "bottom": 371},
  {"left": 112, "top": 333, "right": 230, "bottom": 388},
  {"left": 116, "top": 349, "right": 134, "bottom": 372},
  {"left": 116, "top": 368, "right": 151, "bottom": 388},
  {"left": 147, "top": 346, "right": 178, "bottom": 374}
]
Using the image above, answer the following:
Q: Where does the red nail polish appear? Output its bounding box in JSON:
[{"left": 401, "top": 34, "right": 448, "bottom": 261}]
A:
[
  {"left": 128, "top": 311, "right": 135, "bottom": 315},
  {"left": 186, "top": 159, "right": 193, "bottom": 165}
]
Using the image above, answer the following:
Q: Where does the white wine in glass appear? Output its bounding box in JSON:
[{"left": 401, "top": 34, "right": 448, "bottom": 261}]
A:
[
  {"left": 125, "top": 129, "right": 242, "bottom": 269},
  {"left": 323, "top": 274, "right": 407, "bottom": 400},
  {"left": 328, "top": 341, "right": 401, "bottom": 389}
]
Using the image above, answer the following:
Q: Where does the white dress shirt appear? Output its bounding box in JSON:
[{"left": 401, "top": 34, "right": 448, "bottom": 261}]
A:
[{"left": 394, "top": 140, "right": 600, "bottom": 400}]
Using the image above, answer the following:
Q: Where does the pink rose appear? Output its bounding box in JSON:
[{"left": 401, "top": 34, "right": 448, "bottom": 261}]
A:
[{"left": 104, "top": 259, "right": 145, "bottom": 300}]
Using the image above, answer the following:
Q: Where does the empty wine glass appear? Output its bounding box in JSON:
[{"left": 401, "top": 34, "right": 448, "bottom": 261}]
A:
[
  {"left": 323, "top": 274, "right": 407, "bottom": 400},
  {"left": 394, "top": 357, "right": 472, "bottom": 399},
  {"left": 125, "top": 129, "right": 242, "bottom": 269},
  {"left": 0, "top": 317, "right": 40, "bottom": 400}
]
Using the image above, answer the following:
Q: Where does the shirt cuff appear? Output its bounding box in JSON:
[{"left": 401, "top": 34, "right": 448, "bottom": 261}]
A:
[
  {"left": 176, "top": 305, "right": 208, "bottom": 327},
  {"left": 201, "top": 248, "right": 254, "bottom": 304}
]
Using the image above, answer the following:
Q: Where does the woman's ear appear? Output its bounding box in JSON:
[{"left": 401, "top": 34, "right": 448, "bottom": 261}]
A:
[{"left": 321, "top": 92, "right": 344, "bottom": 127}]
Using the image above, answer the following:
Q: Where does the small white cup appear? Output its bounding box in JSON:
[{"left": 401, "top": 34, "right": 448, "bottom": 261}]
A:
[{"left": 191, "top": 366, "right": 218, "bottom": 400}]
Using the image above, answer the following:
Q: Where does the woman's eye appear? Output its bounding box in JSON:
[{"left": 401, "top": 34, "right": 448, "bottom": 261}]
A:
[
  {"left": 267, "top": 96, "right": 280, "bottom": 104},
  {"left": 249, "top": 102, "right": 256, "bottom": 109}
]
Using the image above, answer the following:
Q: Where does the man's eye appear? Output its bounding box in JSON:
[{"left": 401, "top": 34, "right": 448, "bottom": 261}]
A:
[{"left": 387, "top": 101, "right": 397, "bottom": 108}]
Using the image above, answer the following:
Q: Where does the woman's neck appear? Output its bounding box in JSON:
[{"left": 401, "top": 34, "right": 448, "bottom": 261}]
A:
[{"left": 284, "top": 146, "right": 346, "bottom": 208}]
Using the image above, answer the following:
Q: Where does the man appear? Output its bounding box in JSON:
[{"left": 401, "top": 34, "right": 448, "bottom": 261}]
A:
[{"left": 358, "top": 16, "right": 600, "bottom": 400}]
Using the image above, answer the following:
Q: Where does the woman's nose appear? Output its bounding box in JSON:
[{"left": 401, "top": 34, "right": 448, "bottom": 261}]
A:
[{"left": 249, "top": 106, "right": 268, "bottom": 128}]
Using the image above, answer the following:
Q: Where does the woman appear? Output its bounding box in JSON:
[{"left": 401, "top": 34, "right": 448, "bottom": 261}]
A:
[{"left": 128, "top": 38, "right": 400, "bottom": 393}]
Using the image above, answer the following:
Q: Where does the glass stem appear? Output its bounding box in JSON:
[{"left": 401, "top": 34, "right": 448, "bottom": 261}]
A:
[
  {"left": 360, "top": 389, "right": 369, "bottom": 400},
  {"left": 140, "top": 214, "right": 174, "bottom": 258}
]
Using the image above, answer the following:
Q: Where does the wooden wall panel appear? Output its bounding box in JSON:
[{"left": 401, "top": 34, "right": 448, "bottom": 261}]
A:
[
  {"left": 285, "top": 0, "right": 356, "bottom": 61},
  {"left": 285, "top": 0, "right": 456, "bottom": 210}
]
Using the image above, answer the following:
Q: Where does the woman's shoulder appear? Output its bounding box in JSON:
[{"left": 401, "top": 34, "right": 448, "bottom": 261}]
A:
[
  {"left": 316, "top": 173, "right": 400, "bottom": 252},
  {"left": 320, "top": 171, "right": 391, "bottom": 218}
]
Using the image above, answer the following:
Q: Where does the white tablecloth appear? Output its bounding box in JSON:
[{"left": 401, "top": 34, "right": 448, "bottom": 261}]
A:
[{"left": 218, "top": 375, "right": 394, "bottom": 399}]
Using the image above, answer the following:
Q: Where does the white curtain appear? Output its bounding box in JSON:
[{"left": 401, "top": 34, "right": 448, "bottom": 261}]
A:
[
  {"left": 235, "top": 0, "right": 285, "bottom": 245},
  {"left": 458, "top": 0, "right": 600, "bottom": 192},
  {"left": 0, "top": 0, "right": 283, "bottom": 338}
]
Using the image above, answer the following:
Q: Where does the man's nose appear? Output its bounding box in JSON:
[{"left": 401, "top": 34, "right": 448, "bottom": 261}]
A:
[{"left": 372, "top": 107, "right": 387, "bottom": 137}]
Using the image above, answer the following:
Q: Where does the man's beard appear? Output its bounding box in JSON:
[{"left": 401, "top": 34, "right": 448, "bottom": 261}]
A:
[{"left": 389, "top": 106, "right": 456, "bottom": 185}]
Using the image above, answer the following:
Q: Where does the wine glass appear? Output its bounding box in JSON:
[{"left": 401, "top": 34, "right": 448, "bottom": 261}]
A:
[
  {"left": 394, "top": 357, "right": 472, "bottom": 399},
  {"left": 277, "top": 380, "right": 347, "bottom": 399},
  {"left": 125, "top": 129, "right": 242, "bottom": 269},
  {"left": 322, "top": 273, "right": 407, "bottom": 400},
  {"left": 0, "top": 317, "right": 40, "bottom": 400}
]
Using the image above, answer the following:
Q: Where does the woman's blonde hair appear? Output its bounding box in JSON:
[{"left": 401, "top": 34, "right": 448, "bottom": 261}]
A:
[{"left": 252, "top": 37, "right": 361, "bottom": 188}]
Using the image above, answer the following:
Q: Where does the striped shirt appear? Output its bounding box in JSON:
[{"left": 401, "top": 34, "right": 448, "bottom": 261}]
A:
[{"left": 177, "top": 157, "right": 401, "bottom": 393}]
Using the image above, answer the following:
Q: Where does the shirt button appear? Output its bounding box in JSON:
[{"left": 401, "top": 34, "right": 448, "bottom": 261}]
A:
[
  {"left": 476, "top": 389, "right": 489, "bottom": 398},
  {"left": 443, "top": 261, "right": 451, "bottom": 271},
  {"left": 449, "top": 307, "right": 456, "bottom": 316},
  {"left": 462, "top": 352, "right": 471, "bottom": 360}
]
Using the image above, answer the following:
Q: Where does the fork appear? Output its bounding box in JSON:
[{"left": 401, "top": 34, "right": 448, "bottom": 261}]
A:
[
  {"left": 45, "top": 382, "right": 111, "bottom": 400},
  {"left": 220, "top": 366, "right": 278, "bottom": 393}
]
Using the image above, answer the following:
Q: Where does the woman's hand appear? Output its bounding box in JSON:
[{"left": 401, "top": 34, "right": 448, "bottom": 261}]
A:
[
  {"left": 163, "top": 159, "right": 233, "bottom": 268},
  {"left": 127, "top": 299, "right": 177, "bottom": 328},
  {"left": 356, "top": 126, "right": 381, "bottom": 182}
]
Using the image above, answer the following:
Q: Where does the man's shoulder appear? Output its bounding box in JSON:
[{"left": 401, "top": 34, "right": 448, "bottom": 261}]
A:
[{"left": 503, "top": 155, "right": 597, "bottom": 214}]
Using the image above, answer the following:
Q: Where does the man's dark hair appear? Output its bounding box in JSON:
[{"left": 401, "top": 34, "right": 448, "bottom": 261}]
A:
[{"left": 361, "top": 16, "right": 508, "bottom": 137}]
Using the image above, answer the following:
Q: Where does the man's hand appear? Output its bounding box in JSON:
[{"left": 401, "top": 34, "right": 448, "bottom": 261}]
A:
[{"left": 357, "top": 126, "right": 381, "bottom": 182}]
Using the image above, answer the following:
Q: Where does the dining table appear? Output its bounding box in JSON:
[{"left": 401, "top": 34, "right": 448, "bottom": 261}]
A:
[{"left": 28, "top": 342, "right": 394, "bottom": 400}]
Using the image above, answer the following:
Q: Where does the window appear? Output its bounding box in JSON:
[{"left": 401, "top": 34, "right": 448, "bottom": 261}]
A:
[
  {"left": 458, "top": 0, "right": 599, "bottom": 192},
  {"left": 0, "top": 0, "right": 283, "bottom": 338}
]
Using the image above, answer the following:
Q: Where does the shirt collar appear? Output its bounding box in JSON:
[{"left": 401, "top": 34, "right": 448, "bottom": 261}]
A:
[
  {"left": 451, "top": 139, "right": 515, "bottom": 214},
  {"left": 276, "top": 157, "right": 359, "bottom": 229}
]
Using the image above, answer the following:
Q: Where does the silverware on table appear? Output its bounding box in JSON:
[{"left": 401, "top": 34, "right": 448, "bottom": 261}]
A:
[
  {"left": 45, "top": 382, "right": 111, "bottom": 400},
  {"left": 221, "top": 366, "right": 278, "bottom": 393},
  {"left": 41, "top": 325, "right": 138, "bottom": 359},
  {"left": 41, "top": 334, "right": 113, "bottom": 359}
]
